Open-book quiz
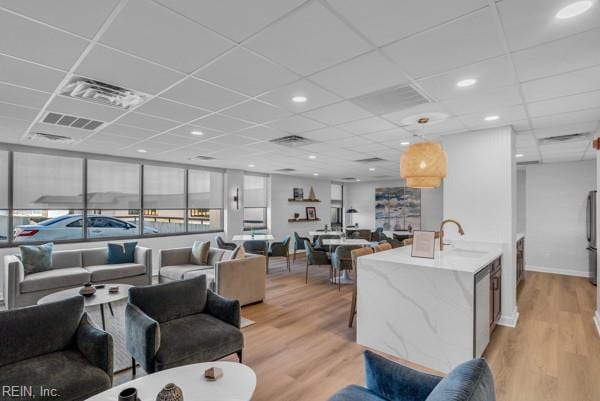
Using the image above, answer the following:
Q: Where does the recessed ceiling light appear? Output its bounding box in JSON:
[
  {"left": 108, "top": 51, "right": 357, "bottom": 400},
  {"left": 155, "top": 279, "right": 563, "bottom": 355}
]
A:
[
  {"left": 292, "top": 96, "right": 307, "bottom": 103},
  {"left": 369, "top": 167, "right": 376, "bottom": 171},
  {"left": 401, "top": 141, "right": 410, "bottom": 146},
  {"left": 137, "top": 149, "right": 147, "bottom": 153},
  {"left": 313, "top": 173, "right": 319, "bottom": 176},
  {"left": 248, "top": 164, "right": 255, "bottom": 167},
  {"left": 556, "top": 1, "right": 593, "bottom": 19},
  {"left": 515, "top": 153, "right": 524, "bottom": 158},
  {"left": 356, "top": 179, "right": 361, "bottom": 182},
  {"left": 484, "top": 115, "right": 500, "bottom": 121},
  {"left": 456, "top": 78, "right": 477, "bottom": 88},
  {"left": 308, "top": 155, "right": 317, "bottom": 159},
  {"left": 191, "top": 130, "right": 203, "bottom": 136}
]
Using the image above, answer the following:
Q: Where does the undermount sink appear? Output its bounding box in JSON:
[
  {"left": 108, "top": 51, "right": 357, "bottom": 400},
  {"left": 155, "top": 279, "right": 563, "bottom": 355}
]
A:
[{"left": 443, "top": 248, "right": 488, "bottom": 259}]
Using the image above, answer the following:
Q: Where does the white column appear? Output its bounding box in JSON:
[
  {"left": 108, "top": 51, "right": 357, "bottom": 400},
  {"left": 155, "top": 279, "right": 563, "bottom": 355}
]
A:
[{"left": 595, "top": 149, "right": 600, "bottom": 336}]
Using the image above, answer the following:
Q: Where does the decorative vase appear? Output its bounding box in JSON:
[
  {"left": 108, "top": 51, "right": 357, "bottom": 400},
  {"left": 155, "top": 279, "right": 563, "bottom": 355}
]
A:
[
  {"left": 79, "top": 282, "right": 96, "bottom": 297},
  {"left": 308, "top": 186, "right": 316, "bottom": 200},
  {"left": 294, "top": 213, "right": 300, "bottom": 221},
  {"left": 156, "top": 383, "right": 183, "bottom": 401}
]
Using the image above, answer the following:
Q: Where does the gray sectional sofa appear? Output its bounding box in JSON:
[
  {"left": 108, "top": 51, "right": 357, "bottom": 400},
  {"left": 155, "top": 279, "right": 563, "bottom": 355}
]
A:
[{"left": 3, "top": 246, "right": 152, "bottom": 309}]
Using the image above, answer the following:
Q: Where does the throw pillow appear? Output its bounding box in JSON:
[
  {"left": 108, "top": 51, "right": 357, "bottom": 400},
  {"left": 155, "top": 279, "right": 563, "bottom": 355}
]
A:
[
  {"left": 19, "top": 243, "right": 53, "bottom": 274},
  {"left": 107, "top": 242, "right": 137, "bottom": 264},
  {"left": 190, "top": 240, "right": 210, "bottom": 265},
  {"left": 232, "top": 245, "right": 246, "bottom": 260}
]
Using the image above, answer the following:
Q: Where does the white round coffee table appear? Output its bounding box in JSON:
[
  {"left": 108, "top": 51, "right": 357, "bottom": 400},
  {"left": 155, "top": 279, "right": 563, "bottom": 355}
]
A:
[
  {"left": 37, "top": 284, "right": 132, "bottom": 330},
  {"left": 86, "top": 362, "right": 256, "bottom": 401}
]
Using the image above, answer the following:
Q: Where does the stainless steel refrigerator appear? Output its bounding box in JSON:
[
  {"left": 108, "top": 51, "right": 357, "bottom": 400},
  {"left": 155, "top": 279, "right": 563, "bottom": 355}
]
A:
[{"left": 587, "top": 190, "right": 597, "bottom": 285}]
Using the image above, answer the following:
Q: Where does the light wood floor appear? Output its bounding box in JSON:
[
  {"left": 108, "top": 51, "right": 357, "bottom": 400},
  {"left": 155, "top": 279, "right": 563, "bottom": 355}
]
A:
[{"left": 117, "top": 255, "right": 600, "bottom": 401}]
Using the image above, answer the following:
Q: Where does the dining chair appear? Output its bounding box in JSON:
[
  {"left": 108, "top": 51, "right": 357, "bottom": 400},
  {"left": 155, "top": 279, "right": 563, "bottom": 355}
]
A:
[
  {"left": 374, "top": 242, "right": 393, "bottom": 252},
  {"left": 332, "top": 245, "right": 362, "bottom": 291},
  {"left": 215, "top": 235, "right": 237, "bottom": 251},
  {"left": 269, "top": 236, "right": 291, "bottom": 271},
  {"left": 304, "top": 240, "right": 332, "bottom": 284},
  {"left": 349, "top": 247, "right": 374, "bottom": 327},
  {"left": 314, "top": 234, "right": 341, "bottom": 252},
  {"left": 243, "top": 240, "right": 269, "bottom": 272},
  {"left": 293, "top": 232, "right": 310, "bottom": 262},
  {"left": 386, "top": 238, "right": 404, "bottom": 248}
]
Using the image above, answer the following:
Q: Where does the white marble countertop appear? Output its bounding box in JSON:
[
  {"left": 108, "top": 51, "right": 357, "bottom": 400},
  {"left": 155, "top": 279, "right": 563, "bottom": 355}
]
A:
[{"left": 359, "top": 240, "right": 503, "bottom": 274}]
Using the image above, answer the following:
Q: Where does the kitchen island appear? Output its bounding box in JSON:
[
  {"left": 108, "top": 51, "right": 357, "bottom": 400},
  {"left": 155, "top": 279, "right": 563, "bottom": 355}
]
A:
[{"left": 356, "top": 240, "right": 502, "bottom": 373}]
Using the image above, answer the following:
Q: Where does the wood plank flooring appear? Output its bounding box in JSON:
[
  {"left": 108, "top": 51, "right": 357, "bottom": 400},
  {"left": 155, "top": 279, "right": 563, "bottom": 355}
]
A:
[{"left": 116, "top": 255, "right": 600, "bottom": 401}]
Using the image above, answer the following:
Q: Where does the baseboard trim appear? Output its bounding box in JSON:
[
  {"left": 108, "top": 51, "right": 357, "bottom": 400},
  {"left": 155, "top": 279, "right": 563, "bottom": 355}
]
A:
[
  {"left": 525, "top": 265, "right": 590, "bottom": 278},
  {"left": 497, "top": 307, "right": 519, "bottom": 328},
  {"left": 594, "top": 311, "right": 600, "bottom": 338}
]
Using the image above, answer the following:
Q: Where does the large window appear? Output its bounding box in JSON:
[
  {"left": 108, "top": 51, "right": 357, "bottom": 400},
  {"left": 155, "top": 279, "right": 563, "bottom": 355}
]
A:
[
  {"left": 87, "top": 160, "right": 141, "bottom": 238},
  {"left": 244, "top": 175, "right": 268, "bottom": 230},
  {"left": 143, "top": 165, "right": 185, "bottom": 234},
  {"left": 0, "top": 151, "right": 7, "bottom": 242},
  {"left": 331, "top": 183, "right": 343, "bottom": 230},
  {"left": 188, "top": 170, "right": 223, "bottom": 232},
  {"left": 12, "top": 153, "right": 83, "bottom": 242}
]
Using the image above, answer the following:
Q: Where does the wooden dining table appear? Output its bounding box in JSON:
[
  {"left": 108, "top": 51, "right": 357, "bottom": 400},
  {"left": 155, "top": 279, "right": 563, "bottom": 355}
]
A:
[{"left": 321, "top": 238, "right": 379, "bottom": 284}]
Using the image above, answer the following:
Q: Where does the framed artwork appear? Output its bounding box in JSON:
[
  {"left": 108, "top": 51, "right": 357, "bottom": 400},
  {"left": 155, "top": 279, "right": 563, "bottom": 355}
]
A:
[
  {"left": 306, "top": 207, "right": 317, "bottom": 220},
  {"left": 411, "top": 230, "right": 436, "bottom": 259},
  {"left": 375, "top": 186, "right": 421, "bottom": 231},
  {"left": 293, "top": 188, "right": 304, "bottom": 201}
]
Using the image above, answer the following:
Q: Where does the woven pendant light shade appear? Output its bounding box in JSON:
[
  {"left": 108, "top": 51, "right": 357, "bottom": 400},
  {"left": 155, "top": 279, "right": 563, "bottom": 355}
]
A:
[{"left": 400, "top": 142, "right": 447, "bottom": 188}]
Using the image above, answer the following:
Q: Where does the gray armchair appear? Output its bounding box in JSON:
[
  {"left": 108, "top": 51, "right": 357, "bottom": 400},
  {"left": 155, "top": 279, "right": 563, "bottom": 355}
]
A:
[
  {"left": 332, "top": 245, "right": 363, "bottom": 291},
  {"left": 293, "top": 231, "right": 311, "bottom": 262},
  {"left": 304, "top": 240, "right": 332, "bottom": 284},
  {"left": 243, "top": 240, "right": 269, "bottom": 272},
  {"left": 269, "top": 235, "right": 291, "bottom": 271},
  {"left": 215, "top": 235, "right": 237, "bottom": 251},
  {"left": 0, "top": 296, "right": 113, "bottom": 401},
  {"left": 125, "top": 275, "right": 243, "bottom": 375}
]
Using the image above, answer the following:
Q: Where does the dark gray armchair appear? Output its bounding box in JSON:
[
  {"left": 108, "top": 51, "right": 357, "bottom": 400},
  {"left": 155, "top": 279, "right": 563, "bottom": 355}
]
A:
[
  {"left": 125, "top": 275, "right": 243, "bottom": 375},
  {"left": 215, "top": 235, "right": 237, "bottom": 251},
  {"left": 243, "top": 240, "right": 269, "bottom": 272},
  {"left": 332, "top": 245, "right": 363, "bottom": 291},
  {"left": 293, "top": 231, "right": 310, "bottom": 262},
  {"left": 269, "top": 235, "right": 291, "bottom": 271},
  {"left": 0, "top": 296, "right": 113, "bottom": 401},
  {"left": 304, "top": 240, "right": 332, "bottom": 284}
]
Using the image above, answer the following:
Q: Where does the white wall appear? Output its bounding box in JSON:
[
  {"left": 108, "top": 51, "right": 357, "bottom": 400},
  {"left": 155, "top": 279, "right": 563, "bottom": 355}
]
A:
[
  {"left": 344, "top": 179, "right": 443, "bottom": 231},
  {"left": 516, "top": 168, "right": 526, "bottom": 234},
  {"left": 525, "top": 160, "right": 596, "bottom": 276},
  {"left": 442, "top": 126, "right": 518, "bottom": 326}
]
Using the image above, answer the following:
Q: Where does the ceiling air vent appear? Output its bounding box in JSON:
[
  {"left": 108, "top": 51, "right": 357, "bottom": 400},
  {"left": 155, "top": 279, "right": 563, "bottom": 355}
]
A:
[
  {"left": 539, "top": 132, "right": 589, "bottom": 145},
  {"left": 355, "top": 157, "right": 385, "bottom": 163},
  {"left": 341, "top": 177, "right": 358, "bottom": 181},
  {"left": 26, "top": 132, "right": 76, "bottom": 144},
  {"left": 375, "top": 175, "right": 393, "bottom": 178},
  {"left": 517, "top": 161, "right": 539, "bottom": 166},
  {"left": 42, "top": 112, "right": 104, "bottom": 131},
  {"left": 350, "top": 84, "right": 430, "bottom": 115},
  {"left": 61, "top": 76, "right": 149, "bottom": 109},
  {"left": 270, "top": 135, "right": 315, "bottom": 147},
  {"left": 189, "top": 155, "right": 216, "bottom": 161},
  {"left": 276, "top": 168, "right": 296, "bottom": 172}
]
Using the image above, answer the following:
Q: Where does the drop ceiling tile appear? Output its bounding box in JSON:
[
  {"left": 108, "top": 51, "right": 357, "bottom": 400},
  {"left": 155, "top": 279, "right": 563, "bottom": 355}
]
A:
[
  {"left": 498, "top": 0, "right": 600, "bottom": 51},
  {"left": 441, "top": 86, "right": 522, "bottom": 115},
  {"left": 531, "top": 108, "right": 600, "bottom": 129},
  {"left": 162, "top": 77, "right": 247, "bottom": 111},
  {"left": 0, "top": 83, "right": 50, "bottom": 108},
  {"left": 76, "top": 45, "right": 185, "bottom": 95},
  {"left": 99, "top": 0, "right": 233, "bottom": 73},
  {"left": 124, "top": 140, "right": 180, "bottom": 153},
  {"left": 165, "top": 124, "right": 224, "bottom": 140},
  {"left": 222, "top": 100, "right": 290, "bottom": 124},
  {"left": 269, "top": 115, "right": 325, "bottom": 133},
  {"left": 150, "top": 133, "right": 199, "bottom": 146},
  {"left": 381, "top": 103, "right": 452, "bottom": 125},
  {"left": 513, "top": 28, "right": 600, "bottom": 82},
  {"left": 528, "top": 90, "right": 600, "bottom": 118},
  {"left": 47, "top": 95, "right": 127, "bottom": 122},
  {"left": 522, "top": 64, "right": 600, "bottom": 102},
  {"left": 195, "top": 47, "right": 298, "bottom": 96},
  {"left": 258, "top": 79, "right": 341, "bottom": 113},
  {"left": 0, "top": 54, "right": 65, "bottom": 92},
  {"left": 534, "top": 121, "right": 599, "bottom": 138},
  {"left": 540, "top": 141, "right": 589, "bottom": 154},
  {"left": 0, "top": 9, "right": 88, "bottom": 70},
  {"left": 328, "top": 0, "right": 486, "bottom": 46},
  {"left": 338, "top": 135, "right": 373, "bottom": 147},
  {"left": 300, "top": 127, "right": 352, "bottom": 141},
  {"left": 99, "top": 123, "right": 158, "bottom": 140},
  {"left": 0, "top": 115, "right": 30, "bottom": 140},
  {"left": 81, "top": 132, "right": 140, "bottom": 147},
  {"left": 336, "top": 117, "right": 397, "bottom": 135},
  {"left": 0, "top": 0, "right": 119, "bottom": 38},
  {"left": 303, "top": 101, "right": 372, "bottom": 125},
  {"left": 516, "top": 132, "right": 537, "bottom": 148},
  {"left": 155, "top": 0, "right": 304, "bottom": 42},
  {"left": 310, "top": 51, "right": 410, "bottom": 98},
  {"left": 0, "top": 101, "right": 38, "bottom": 121},
  {"left": 117, "top": 112, "right": 179, "bottom": 132},
  {"left": 245, "top": 2, "right": 371, "bottom": 75},
  {"left": 459, "top": 104, "right": 527, "bottom": 129},
  {"left": 543, "top": 153, "right": 585, "bottom": 163},
  {"left": 384, "top": 8, "right": 504, "bottom": 78},
  {"left": 366, "top": 129, "right": 413, "bottom": 143},
  {"left": 29, "top": 122, "right": 94, "bottom": 141},
  {"left": 194, "top": 113, "right": 254, "bottom": 132},
  {"left": 411, "top": 117, "right": 467, "bottom": 135},
  {"left": 510, "top": 120, "right": 532, "bottom": 132},
  {"left": 135, "top": 97, "right": 209, "bottom": 123},
  {"left": 237, "top": 126, "right": 286, "bottom": 141}
]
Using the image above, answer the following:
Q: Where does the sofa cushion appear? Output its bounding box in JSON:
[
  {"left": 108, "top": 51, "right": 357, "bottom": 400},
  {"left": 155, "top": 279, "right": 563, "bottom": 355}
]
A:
[
  {"left": 426, "top": 358, "right": 495, "bottom": 401},
  {"left": 191, "top": 241, "right": 210, "bottom": 266},
  {"left": 81, "top": 248, "right": 107, "bottom": 267},
  {"left": 107, "top": 242, "right": 137, "bottom": 264},
  {"left": 20, "top": 267, "right": 90, "bottom": 294},
  {"left": 207, "top": 248, "right": 226, "bottom": 266},
  {"left": 52, "top": 249, "right": 83, "bottom": 269},
  {"left": 183, "top": 269, "right": 215, "bottom": 290},
  {"left": 221, "top": 249, "right": 235, "bottom": 261},
  {"left": 0, "top": 349, "right": 110, "bottom": 400},
  {"left": 20, "top": 243, "right": 53, "bottom": 274},
  {"left": 155, "top": 313, "right": 243, "bottom": 371},
  {"left": 85, "top": 263, "right": 145, "bottom": 282},
  {"left": 328, "top": 385, "right": 385, "bottom": 401},
  {"left": 160, "top": 264, "right": 211, "bottom": 281}
]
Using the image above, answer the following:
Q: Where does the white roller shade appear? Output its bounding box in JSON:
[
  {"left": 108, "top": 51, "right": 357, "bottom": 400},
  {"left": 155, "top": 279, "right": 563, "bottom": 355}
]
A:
[
  {"left": 13, "top": 152, "right": 83, "bottom": 209},
  {"left": 188, "top": 170, "right": 223, "bottom": 209},
  {"left": 0, "top": 151, "right": 7, "bottom": 209},
  {"left": 87, "top": 160, "right": 140, "bottom": 209},
  {"left": 244, "top": 175, "right": 267, "bottom": 208},
  {"left": 143, "top": 165, "right": 185, "bottom": 209}
]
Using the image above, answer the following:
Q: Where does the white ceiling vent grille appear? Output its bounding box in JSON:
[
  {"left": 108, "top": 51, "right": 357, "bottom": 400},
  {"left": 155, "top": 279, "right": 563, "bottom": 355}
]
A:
[
  {"left": 26, "top": 132, "right": 76, "bottom": 144},
  {"left": 42, "top": 112, "right": 104, "bottom": 130},
  {"left": 61, "top": 76, "right": 149, "bottom": 109},
  {"left": 189, "top": 155, "right": 216, "bottom": 161},
  {"left": 539, "top": 132, "right": 589, "bottom": 145},
  {"left": 350, "top": 85, "right": 430, "bottom": 115},
  {"left": 355, "top": 157, "right": 385, "bottom": 163},
  {"left": 341, "top": 177, "right": 358, "bottom": 181},
  {"left": 276, "top": 168, "right": 296, "bottom": 172},
  {"left": 270, "top": 135, "right": 315, "bottom": 147}
]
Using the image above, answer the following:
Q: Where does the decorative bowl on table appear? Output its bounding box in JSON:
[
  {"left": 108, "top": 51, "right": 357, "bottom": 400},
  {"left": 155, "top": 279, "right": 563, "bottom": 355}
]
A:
[
  {"left": 156, "top": 383, "right": 183, "bottom": 401},
  {"left": 108, "top": 286, "right": 119, "bottom": 294},
  {"left": 79, "top": 282, "right": 96, "bottom": 297}
]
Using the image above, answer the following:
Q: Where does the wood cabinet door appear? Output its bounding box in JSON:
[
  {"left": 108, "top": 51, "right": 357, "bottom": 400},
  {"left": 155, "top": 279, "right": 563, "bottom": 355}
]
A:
[{"left": 493, "top": 269, "right": 502, "bottom": 323}]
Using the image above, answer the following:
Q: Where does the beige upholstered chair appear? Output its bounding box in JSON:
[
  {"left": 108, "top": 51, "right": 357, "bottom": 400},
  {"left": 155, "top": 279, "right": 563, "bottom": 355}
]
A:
[
  {"left": 349, "top": 247, "right": 374, "bottom": 328},
  {"left": 374, "top": 242, "right": 392, "bottom": 252}
]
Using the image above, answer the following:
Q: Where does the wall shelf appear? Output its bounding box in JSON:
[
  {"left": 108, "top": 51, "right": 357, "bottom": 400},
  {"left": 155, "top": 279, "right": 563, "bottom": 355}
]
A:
[
  {"left": 288, "top": 199, "right": 321, "bottom": 202},
  {"left": 288, "top": 218, "right": 322, "bottom": 223}
]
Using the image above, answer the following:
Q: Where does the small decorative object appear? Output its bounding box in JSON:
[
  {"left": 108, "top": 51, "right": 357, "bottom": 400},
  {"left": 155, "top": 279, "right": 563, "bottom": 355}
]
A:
[
  {"left": 156, "top": 383, "right": 183, "bottom": 401},
  {"left": 308, "top": 186, "right": 317, "bottom": 200},
  {"left": 306, "top": 207, "right": 317, "bottom": 221},
  {"left": 411, "top": 230, "right": 436, "bottom": 259},
  {"left": 250, "top": 227, "right": 256, "bottom": 238},
  {"left": 109, "top": 286, "right": 119, "bottom": 293},
  {"left": 294, "top": 212, "right": 300, "bottom": 221},
  {"left": 204, "top": 367, "right": 224, "bottom": 381},
  {"left": 408, "top": 224, "right": 413, "bottom": 232},
  {"left": 94, "top": 284, "right": 105, "bottom": 289},
  {"left": 293, "top": 187, "right": 303, "bottom": 201},
  {"left": 118, "top": 387, "right": 139, "bottom": 401},
  {"left": 79, "top": 282, "right": 96, "bottom": 297},
  {"left": 355, "top": 222, "right": 359, "bottom": 227},
  {"left": 324, "top": 224, "right": 328, "bottom": 232}
]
